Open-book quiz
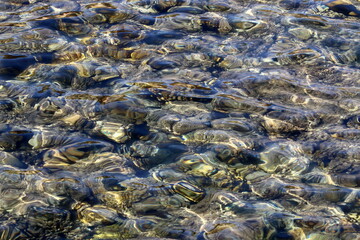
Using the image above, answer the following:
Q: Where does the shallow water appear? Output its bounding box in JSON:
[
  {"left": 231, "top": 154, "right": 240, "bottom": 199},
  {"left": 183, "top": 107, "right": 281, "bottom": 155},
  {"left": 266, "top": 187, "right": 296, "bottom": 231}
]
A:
[{"left": 0, "top": 0, "right": 360, "bottom": 239}]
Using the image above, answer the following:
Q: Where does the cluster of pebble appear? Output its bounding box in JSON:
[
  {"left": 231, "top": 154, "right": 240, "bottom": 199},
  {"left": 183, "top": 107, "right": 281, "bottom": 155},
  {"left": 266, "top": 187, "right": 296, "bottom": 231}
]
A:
[{"left": 0, "top": 0, "right": 360, "bottom": 239}]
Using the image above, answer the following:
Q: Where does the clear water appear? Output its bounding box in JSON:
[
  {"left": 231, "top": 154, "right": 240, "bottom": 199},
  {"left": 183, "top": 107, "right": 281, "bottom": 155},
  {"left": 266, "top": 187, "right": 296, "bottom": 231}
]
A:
[{"left": 0, "top": 0, "right": 360, "bottom": 239}]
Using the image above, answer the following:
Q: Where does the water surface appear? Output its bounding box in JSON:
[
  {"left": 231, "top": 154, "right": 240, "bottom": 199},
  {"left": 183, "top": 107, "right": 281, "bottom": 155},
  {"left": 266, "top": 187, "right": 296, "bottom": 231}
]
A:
[{"left": 0, "top": 0, "right": 360, "bottom": 239}]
